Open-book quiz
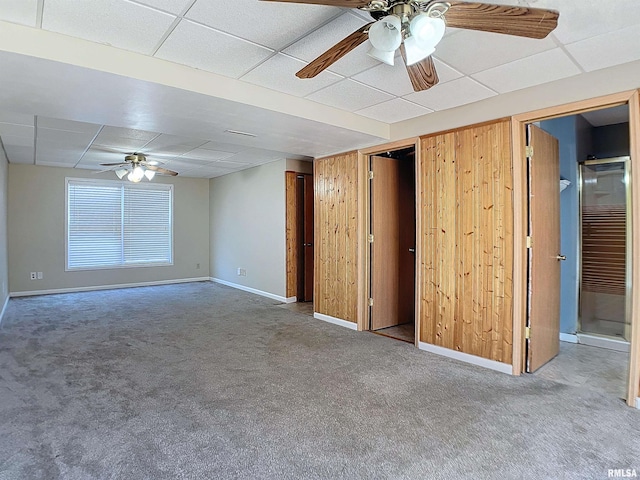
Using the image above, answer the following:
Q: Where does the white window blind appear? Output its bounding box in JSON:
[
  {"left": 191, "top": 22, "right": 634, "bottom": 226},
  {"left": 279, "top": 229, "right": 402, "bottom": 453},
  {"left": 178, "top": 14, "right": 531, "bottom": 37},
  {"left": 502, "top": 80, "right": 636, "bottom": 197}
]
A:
[{"left": 67, "top": 179, "right": 173, "bottom": 270}]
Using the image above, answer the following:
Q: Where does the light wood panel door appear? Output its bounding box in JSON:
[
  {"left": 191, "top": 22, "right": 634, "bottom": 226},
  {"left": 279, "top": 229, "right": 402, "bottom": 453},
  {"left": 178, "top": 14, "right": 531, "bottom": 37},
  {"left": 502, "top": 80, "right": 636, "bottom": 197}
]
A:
[
  {"left": 419, "top": 120, "right": 513, "bottom": 364},
  {"left": 314, "top": 152, "right": 359, "bottom": 323},
  {"left": 370, "top": 155, "right": 416, "bottom": 330},
  {"left": 527, "top": 124, "right": 561, "bottom": 373}
]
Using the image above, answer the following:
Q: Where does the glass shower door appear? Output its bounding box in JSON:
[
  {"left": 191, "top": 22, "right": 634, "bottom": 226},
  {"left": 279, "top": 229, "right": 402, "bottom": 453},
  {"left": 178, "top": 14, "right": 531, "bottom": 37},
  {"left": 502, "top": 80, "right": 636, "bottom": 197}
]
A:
[{"left": 579, "top": 157, "right": 630, "bottom": 340}]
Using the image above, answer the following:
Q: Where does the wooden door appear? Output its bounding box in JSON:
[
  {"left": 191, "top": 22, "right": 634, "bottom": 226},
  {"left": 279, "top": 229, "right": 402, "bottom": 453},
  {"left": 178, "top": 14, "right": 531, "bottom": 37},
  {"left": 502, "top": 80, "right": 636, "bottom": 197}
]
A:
[
  {"left": 303, "top": 174, "right": 314, "bottom": 301},
  {"left": 370, "top": 155, "right": 416, "bottom": 330},
  {"left": 527, "top": 124, "right": 561, "bottom": 372}
]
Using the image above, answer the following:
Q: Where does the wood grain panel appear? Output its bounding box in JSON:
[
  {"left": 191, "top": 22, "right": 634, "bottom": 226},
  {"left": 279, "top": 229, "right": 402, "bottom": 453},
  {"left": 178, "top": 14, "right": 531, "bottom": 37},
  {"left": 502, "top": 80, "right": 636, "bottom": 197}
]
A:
[
  {"left": 419, "top": 120, "right": 513, "bottom": 364},
  {"left": 285, "top": 171, "right": 297, "bottom": 298},
  {"left": 314, "top": 152, "right": 359, "bottom": 323}
]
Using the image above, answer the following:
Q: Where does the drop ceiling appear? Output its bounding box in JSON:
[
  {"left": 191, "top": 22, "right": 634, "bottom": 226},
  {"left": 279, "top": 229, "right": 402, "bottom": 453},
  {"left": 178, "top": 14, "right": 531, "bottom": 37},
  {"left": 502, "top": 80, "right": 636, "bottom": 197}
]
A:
[{"left": 0, "top": 0, "right": 640, "bottom": 177}]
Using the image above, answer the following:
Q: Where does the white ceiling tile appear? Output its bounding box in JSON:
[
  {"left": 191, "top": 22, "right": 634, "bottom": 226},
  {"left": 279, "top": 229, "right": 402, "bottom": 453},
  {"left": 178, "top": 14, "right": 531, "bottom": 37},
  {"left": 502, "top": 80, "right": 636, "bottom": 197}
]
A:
[
  {"left": 181, "top": 148, "right": 236, "bottom": 161},
  {"left": 0, "top": 0, "right": 38, "bottom": 26},
  {"left": 0, "top": 123, "right": 33, "bottom": 138},
  {"left": 352, "top": 61, "right": 415, "bottom": 97},
  {"left": 94, "top": 126, "right": 159, "bottom": 150},
  {"left": 434, "top": 28, "right": 557, "bottom": 75},
  {"left": 472, "top": 48, "right": 581, "bottom": 94},
  {"left": 186, "top": 0, "right": 341, "bottom": 50},
  {"left": 306, "top": 79, "right": 394, "bottom": 112},
  {"left": 225, "top": 149, "right": 287, "bottom": 165},
  {"left": 76, "top": 149, "right": 121, "bottom": 167},
  {"left": 241, "top": 53, "right": 342, "bottom": 97},
  {"left": 3, "top": 144, "right": 34, "bottom": 164},
  {"left": 0, "top": 112, "right": 34, "bottom": 126},
  {"left": 404, "top": 77, "right": 496, "bottom": 111},
  {"left": 283, "top": 12, "right": 369, "bottom": 61},
  {"left": 356, "top": 98, "right": 432, "bottom": 123},
  {"left": 163, "top": 157, "right": 212, "bottom": 169},
  {"left": 36, "top": 146, "right": 85, "bottom": 164},
  {"left": 37, "top": 129, "right": 95, "bottom": 150},
  {"left": 38, "top": 160, "right": 83, "bottom": 167},
  {"left": 179, "top": 165, "right": 236, "bottom": 178},
  {"left": 130, "top": 0, "right": 192, "bottom": 15},
  {"left": 42, "top": 0, "right": 176, "bottom": 55},
  {"left": 142, "top": 134, "right": 207, "bottom": 155},
  {"left": 566, "top": 24, "right": 640, "bottom": 73},
  {"left": 156, "top": 20, "right": 273, "bottom": 78},
  {"left": 431, "top": 59, "right": 464, "bottom": 84},
  {"left": 525, "top": 0, "right": 640, "bottom": 44},
  {"left": 37, "top": 117, "right": 101, "bottom": 135},
  {"left": 0, "top": 134, "right": 33, "bottom": 148},
  {"left": 200, "top": 141, "right": 249, "bottom": 154}
]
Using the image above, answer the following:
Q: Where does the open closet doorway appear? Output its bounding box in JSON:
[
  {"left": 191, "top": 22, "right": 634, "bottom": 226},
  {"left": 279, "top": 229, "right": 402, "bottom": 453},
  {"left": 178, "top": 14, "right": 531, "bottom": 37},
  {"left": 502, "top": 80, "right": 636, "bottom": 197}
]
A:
[
  {"left": 285, "top": 170, "right": 314, "bottom": 305},
  {"left": 368, "top": 146, "right": 417, "bottom": 344},
  {"left": 523, "top": 103, "right": 633, "bottom": 401}
]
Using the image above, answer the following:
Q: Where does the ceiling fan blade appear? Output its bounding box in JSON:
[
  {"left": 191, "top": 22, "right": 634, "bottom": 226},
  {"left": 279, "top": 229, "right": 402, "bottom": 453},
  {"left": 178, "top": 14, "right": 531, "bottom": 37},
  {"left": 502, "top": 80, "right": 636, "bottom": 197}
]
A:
[
  {"left": 445, "top": 2, "right": 559, "bottom": 39},
  {"left": 100, "top": 162, "right": 129, "bottom": 166},
  {"left": 297, "top": 22, "right": 373, "bottom": 79},
  {"left": 400, "top": 45, "right": 439, "bottom": 92},
  {"left": 260, "top": 0, "right": 371, "bottom": 7},
  {"left": 145, "top": 164, "right": 178, "bottom": 176}
]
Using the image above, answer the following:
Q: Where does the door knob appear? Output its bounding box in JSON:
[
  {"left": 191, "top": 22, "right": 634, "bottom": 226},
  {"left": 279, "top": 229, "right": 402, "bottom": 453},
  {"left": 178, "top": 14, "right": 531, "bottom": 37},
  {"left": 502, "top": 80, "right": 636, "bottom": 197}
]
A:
[{"left": 556, "top": 255, "right": 566, "bottom": 261}]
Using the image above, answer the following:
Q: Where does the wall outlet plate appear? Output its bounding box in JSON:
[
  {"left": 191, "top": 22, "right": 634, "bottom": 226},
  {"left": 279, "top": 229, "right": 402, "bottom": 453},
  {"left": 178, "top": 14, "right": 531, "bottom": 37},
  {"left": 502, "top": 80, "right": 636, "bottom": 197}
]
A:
[{"left": 30, "top": 272, "right": 36, "bottom": 280}]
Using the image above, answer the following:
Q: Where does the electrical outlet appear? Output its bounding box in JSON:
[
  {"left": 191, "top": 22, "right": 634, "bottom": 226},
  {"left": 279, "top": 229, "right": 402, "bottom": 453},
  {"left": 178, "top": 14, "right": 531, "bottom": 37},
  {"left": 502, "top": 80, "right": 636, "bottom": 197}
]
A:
[
  {"left": 37, "top": 272, "right": 43, "bottom": 280},
  {"left": 30, "top": 272, "right": 36, "bottom": 280},
  {"left": 237, "top": 268, "right": 246, "bottom": 277}
]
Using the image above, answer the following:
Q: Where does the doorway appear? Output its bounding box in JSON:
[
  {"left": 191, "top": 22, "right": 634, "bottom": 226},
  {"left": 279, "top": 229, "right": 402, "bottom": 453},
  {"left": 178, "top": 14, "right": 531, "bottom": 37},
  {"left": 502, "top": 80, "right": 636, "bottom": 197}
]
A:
[
  {"left": 285, "top": 170, "right": 314, "bottom": 304},
  {"left": 521, "top": 102, "right": 634, "bottom": 401},
  {"left": 368, "top": 146, "right": 417, "bottom": 344}
]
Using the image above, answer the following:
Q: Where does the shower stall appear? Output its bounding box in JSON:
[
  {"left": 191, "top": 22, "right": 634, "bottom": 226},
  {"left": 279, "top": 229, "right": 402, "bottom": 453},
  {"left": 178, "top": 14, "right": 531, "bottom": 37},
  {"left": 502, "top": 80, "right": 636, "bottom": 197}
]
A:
[{"left": 579, "top": 157, "right": 631, "bottom": 341}]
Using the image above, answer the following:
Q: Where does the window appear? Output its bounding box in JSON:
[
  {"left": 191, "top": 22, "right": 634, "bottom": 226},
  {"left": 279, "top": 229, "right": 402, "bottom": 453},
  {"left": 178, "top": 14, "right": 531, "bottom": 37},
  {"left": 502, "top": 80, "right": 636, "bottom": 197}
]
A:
[{"left": 66, "top": 178, "right": 173, "bottom": 270}]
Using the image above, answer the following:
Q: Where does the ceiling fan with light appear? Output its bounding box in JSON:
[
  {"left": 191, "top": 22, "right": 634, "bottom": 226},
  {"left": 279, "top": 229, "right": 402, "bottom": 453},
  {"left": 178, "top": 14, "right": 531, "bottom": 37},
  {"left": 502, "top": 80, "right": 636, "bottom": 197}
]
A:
[
  {"left": 261, "top": 0, "right": 560, "bottom": 92},
  {"left": 100, "top": 153, "right": 178, "bottom": 183}
]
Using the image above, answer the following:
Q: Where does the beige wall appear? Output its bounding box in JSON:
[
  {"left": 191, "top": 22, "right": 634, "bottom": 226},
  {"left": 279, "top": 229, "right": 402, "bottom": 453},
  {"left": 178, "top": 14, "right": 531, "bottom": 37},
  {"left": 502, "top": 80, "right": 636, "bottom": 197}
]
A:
[
  {"left": 210, "top": 159, "right": 288, "bottom": 298},
  {"left": 8, "top": 164, "right": 210, "bottom": 294},
  {"left": 0, "top": 146, "right": 8, "bottom": 317},
  {"left": 286, "top": 158, "right": 313, "bottom": 174}
]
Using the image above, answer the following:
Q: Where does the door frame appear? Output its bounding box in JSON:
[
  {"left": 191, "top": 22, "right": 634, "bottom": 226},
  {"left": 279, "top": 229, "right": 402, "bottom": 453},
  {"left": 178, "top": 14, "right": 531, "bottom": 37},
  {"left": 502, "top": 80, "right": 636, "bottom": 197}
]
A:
[
  {"left": 511, "top": 89, "right": 640, "bottom": 408},
  {"left": 356, "top": 138, "right": 421, "bottom": 347}
]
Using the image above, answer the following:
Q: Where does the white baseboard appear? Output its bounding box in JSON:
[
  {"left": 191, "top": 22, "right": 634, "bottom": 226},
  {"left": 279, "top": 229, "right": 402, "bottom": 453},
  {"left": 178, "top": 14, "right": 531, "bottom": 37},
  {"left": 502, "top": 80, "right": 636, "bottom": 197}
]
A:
[
  {"left": 418, "top": 342, "right": 513, "bottom": 375},
  {"left": 559, "top": 333, "right": 578, "bottom": 343},
  {"left": 285, "top": 296, "right": 297, "bottom": 304},
  {"left": 636, "top": 397, "right": 640, "bottom": 410},
  {"left": 0, "top": 295, "right": 9, "bottom": 326},
  {"left": 313, "top": 312, "right": 358, "bottom": 330},
  {"left": 577, "top": 333, "right": 629, "bottom": 353},
  {"left": 211, "top": 278, "right": 290, "bottom": 303},
  {"left": 10, "top": 277, "right": 211, "bottom": 298}
]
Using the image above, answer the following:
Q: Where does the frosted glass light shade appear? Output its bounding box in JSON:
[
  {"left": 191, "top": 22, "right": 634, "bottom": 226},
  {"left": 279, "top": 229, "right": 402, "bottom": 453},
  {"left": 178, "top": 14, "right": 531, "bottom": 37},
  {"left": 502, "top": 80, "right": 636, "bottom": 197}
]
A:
[
  {"left": 144, "top": 169, "right": 156, "bottom": 181},
  {"left": 115, "top": 168, "right": 128, "bottom": 179},
  {"left": 368, "top": 46, "right": 395, "bottom": 66},
  {"left": 409, "top": 14, "right": 445, "bottom": 50},
  {"left": 368, "top": 15, "right": 402, "bottom": 52},
  {"left": 403, "top": 35, "right": 435, "bottom": 66},
  {"left": 128, "top": 166, "right": 145, "bottom": 183}
]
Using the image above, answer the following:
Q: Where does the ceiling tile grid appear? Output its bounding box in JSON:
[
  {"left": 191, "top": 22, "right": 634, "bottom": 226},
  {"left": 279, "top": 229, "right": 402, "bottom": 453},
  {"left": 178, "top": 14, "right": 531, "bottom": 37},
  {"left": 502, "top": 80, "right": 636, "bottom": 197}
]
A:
[{"left": 4, "top": 0, "right": 636, "bottom": 126}]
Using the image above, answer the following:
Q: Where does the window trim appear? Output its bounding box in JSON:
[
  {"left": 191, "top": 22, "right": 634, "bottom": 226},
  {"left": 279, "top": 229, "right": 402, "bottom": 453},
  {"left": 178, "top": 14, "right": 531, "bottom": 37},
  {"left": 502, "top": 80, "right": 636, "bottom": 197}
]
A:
[{"left": 65, "top": 177, "right": 174, "bottom": 272}]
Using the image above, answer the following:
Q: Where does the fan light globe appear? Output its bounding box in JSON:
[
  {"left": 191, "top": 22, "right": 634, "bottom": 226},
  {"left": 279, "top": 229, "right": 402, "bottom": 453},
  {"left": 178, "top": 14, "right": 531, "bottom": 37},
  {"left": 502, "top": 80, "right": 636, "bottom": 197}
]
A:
[
  {"left": 128, "top": 166, "right": 145, "bottom": 183},
  {"left": 367, "top": 46, "right": 395, "bottom": 66},
  {"left": 144, "top": 169, "right": 156, "bottom": 181},
  {"left": 403, "top": 36, "right": 435, "bottom": 66},
  {"left": 368, "top": 15, "right": 402, "bottom": 52},
  {"left": 115, "top": 168, "right": 128, "bottom": 179},
  {"left": 409, "top": 14, "right": 445, "bottom": 51}
]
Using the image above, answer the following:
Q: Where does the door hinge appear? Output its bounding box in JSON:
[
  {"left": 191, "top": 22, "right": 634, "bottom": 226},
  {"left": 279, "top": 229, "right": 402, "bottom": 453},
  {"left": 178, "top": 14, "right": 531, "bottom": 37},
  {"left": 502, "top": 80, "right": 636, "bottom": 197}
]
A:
[
  {"left": 368, "top": 298, "right": 374, "bottom": 307},
  {"left": 368, "top": 170, "right": 374, "bottom": 180},
  {"left": 526, "top": 236, "right": 533, "bottom": 248},
  {"left": 525, "top": 326, "right": 531, "bottom": 339},
  {"left": 368, "top": 234, "right": 374, "bottom": 243},
  {"left": 525, "top": 146, "right": 534, "bottom": 158}
]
